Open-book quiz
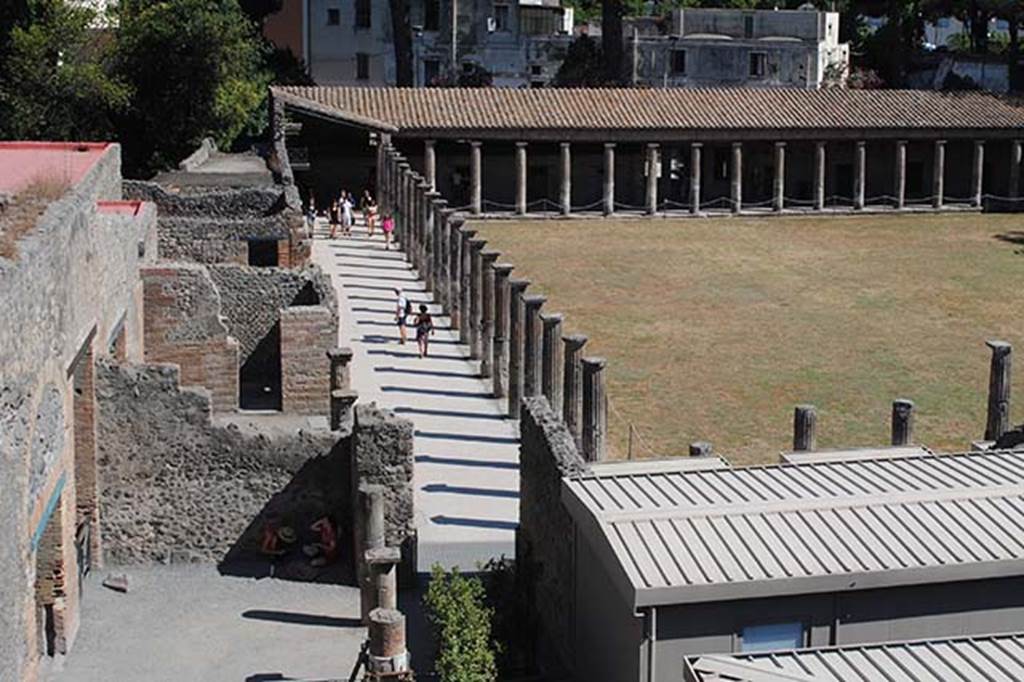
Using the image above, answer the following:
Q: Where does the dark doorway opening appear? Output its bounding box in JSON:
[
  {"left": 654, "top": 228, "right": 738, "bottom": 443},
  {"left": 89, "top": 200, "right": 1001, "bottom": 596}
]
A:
[
  {"left": 248, "top": 240, "right": 279, "bottom": 267},
  {"left": 240, "top": 322, "right": 283, "bottom": 410}
]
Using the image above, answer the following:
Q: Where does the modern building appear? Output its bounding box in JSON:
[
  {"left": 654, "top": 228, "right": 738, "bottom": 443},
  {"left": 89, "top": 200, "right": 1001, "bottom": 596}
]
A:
[
  {"left": 272, "top": 85, "right": 1024, "bottom": 216},
  {"left": 629, "top": 8, "right": 850, "bottom": 89}
]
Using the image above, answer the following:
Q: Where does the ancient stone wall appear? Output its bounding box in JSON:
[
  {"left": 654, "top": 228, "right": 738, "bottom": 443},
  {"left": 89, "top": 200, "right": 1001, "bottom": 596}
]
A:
[
  {"left": 123, "top": 180, "right": 283, "bottom": 218},
  {"left": 518, "top": 397, "right": 587, "bottom": 676},
  {"left": 281, "top": 306, "right": 335, "bottom": 415},
  {"left": 95, "top": 361, "right": 343, "bottom": 564}
]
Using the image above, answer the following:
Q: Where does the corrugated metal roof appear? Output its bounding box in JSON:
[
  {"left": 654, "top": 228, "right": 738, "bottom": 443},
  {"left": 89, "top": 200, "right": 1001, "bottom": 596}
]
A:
[
  {"left": 779, "top": 445, "right": 933, "bottom": 465},
  {"left": 563, "top": 451, "right": 1024, "bottom": 607},
  {"left": 684, "top": 632, "right": 1024, "bottom": 681}
]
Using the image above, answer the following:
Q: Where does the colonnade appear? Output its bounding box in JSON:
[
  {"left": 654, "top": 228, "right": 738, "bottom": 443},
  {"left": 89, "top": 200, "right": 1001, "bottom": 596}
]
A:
[
  {"left": 378, "top": 141, "right": 609, "bottom": 462},
  {"left": 413, "top": 137, "right": 1021, "bottom": 215}
]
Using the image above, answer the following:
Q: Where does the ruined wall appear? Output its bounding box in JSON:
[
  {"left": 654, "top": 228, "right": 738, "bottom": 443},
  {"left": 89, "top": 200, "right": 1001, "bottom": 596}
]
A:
[
  {"left": 281, "top": 306, "right": 335, "bottom": 415},
  {"left": 518, "top": 397, "right": 587, "bottom": 677},
  {"left": 123, "top": 180, "right": 284, "bottom": 218},
  {"left": 141, "top": 264, "right": 239, "bottom": 412},
  {"left": 155, "top": 215, "right": 292, "bottom": 264},
  {"left": 95, "top": 361, "right": 343, "bottom": 564}
]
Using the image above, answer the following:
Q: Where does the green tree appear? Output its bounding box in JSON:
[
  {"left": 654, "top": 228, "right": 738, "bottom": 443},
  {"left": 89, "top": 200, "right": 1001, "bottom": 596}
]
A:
[
  {"left": 0, "top": 0, "right": 128, "bottom": 141},
  {"left": 554, "top": 35, "right": 607, "bottom": 86},
  {"left": 113, "top": 0, "right": 270, "bottom": 175},
  {"left": 423, "top": 565, "right": 498, "bottom": 682}
]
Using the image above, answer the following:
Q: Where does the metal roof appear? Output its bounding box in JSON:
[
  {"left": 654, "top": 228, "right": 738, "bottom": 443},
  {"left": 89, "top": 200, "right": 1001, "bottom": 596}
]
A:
[
  {"left": 779, "top": 445, "right": 933, "bottom": 465},
  {"left": 684, "top": 632, "right": 1024, "bottom": 681},
  {"left": 563, "top": 450, "right": 1024, "bottom": 608}
]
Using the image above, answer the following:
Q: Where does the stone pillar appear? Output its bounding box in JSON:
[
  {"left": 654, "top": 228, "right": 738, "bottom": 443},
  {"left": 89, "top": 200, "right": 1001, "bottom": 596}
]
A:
[
  {"left": 560, "top": 142, "right": 572, "bottom": 216},
  {"left": 327, "top": 347, "right": 354, "bottom": 391},
  {"left": 507, "top": 278, "right": 530, "bottom": 418},
  {"left": 515, "top": 142, "right": 528, "bottom": 215},
  {"left": 523, "top": 295, "right": 547, "bottom": 397},
  {"left": 424, "top": 139, "right": 437, "bottom": 191},
  {"left": 581, "top": 357, "right": 608, "bottom": 462},
  {"left": 689, "top": 441, "right": 712, "bottom": 457},
  {"left": 439, "top": 209, "right": 455, "bottom": 310},
  {"left": 431, "top": 197, "right": 448, "bottom": 299},
  {"left": 480, "top": 251, "right": 500, "bottom": 379},
  {"left": 358, "top": 484, "right": 387, "bottom": 623},
  {"left": 604, "top": 143, "right": 616, "bottom": 216},
  {"left": 1010, "top": 140, "right": 1022, "bottom": 199},
  {"left": 562, "top": 334, "right": 587, "bottom": 449},
  {"left": 891, "top": 399, "right": 915, "bottom": 446},
  {"left": 418, "top": 181, "right": 433, "bottom": 281},
  {"left": 459, "top": 227, "right": 477, "bottom": 344},
  {"left": 972, "top": 140, "right": 985, "bottom": 208},
  {"left": 397, "top": 161, "right": 411, "bottom": 248},
  {"left": 646, "top": 143, "right": 659, "bottom": 216},
  {"left": 895, "top": 140, "right": 907, "bottom": 210},
  {"left": 793, "top": 405, "right": 817, "bottom": 452},
  {"left": 853, "top": 141, "right": 866, "bottom": 210},
  {"left": 367, "top": 609, "right": 409, "bottom": 675},
  {"left": 470, "top": 140, "right": 482, "bottom": 215},
  {"left": 448, "top": 218, "right": 464, "bottom": 331},
  {"left": 933, "top": 139, "right": 946, "bottom": 209},
  {"left": 492, "top": 264, "right": 514, "bottom": 398},
  {"left": 772, "top": 142, "right": 786, "bottom": 212},
  {"left": 541, "top": 313, "right": 564, "bottom": 410},
  {"left": 365, "top": 546, "right": 401, "bottom": 611},
  {"left": 814, "top": 141, "right": 826, "bottom": 211},
  {"left": 468, "top": 237, "right": 487, "bottom": 360},
  {"left": 730, "top": 142, "right": 743, "bottom": 213},
  {"left": 330, "top": 389, "right": 359, "bottom": 432},
  {"left": 689, "top": 143, "right": 702, "bottom": 215},
  {"left": 985, "top": 340, "right": 1012, "bottom": 442},
  {"left": 376, "top": 137, "right": 386, "bottom": 205}
]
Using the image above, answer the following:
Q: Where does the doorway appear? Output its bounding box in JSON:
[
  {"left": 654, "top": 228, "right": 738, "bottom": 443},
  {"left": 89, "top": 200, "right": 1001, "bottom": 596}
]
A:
[{"left": 239, "top": 322, "right": 282, "bottom": 410}]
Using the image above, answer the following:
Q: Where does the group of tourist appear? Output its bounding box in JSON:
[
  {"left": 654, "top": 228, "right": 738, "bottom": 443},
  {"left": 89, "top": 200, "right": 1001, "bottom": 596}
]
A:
[
  {"left": 394, "top": 286, "right": 434, "bottom": 358},
  {"left": 305, "top": 189, "right": 396, "bottom": 249}
]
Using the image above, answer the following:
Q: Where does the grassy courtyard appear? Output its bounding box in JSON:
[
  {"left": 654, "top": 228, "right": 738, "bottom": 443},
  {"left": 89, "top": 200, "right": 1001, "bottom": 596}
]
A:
[{"left": 477, "top": 213, "right": 1024, "bottom": 466}]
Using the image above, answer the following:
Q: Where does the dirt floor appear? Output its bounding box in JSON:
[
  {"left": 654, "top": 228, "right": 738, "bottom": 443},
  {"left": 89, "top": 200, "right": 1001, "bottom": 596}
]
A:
[{"left": 477, "top": 212, "right": 1024, "bottom": 466}]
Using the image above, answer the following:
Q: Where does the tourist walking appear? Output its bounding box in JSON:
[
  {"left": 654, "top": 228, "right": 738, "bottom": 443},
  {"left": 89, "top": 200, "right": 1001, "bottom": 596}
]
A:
[
  {"left": 381, "top": 212, "right": 395, "bottom": 250},
  {"left": 414, "top": 304, "right": 434, "bottom": 358},
  {"left": 395, "top": 287, "right": 410, "bottom": 345},
  {"left": 328, "top": 199, "right": 340, "bottom": 239},
  {"left": 361, "top": 190, "right": 378, "bottom": 237},
  {"left": 341, "top": 190, "right": 354, "bottom": 236}
]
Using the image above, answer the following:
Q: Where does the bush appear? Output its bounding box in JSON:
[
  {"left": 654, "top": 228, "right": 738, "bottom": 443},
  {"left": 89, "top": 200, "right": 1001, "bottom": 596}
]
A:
[
  {"left": 480, "top": 556, "right": 536, "bottom": 675},
  {"left": 423, "top": 564, "right": 498, "bottom": 682}
]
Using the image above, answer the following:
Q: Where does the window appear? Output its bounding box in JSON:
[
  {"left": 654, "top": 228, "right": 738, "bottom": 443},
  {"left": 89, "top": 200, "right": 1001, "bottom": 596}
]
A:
[
  {"left": 356, "top": 53, "right": 370, "bottom": 80},
  {"left": 671, "top": 49, "right": 687, "bottom": 75},
  {"left": 424, "top": 0, "right": 440, "bottom": 31},
  {"left": 740, "top": 622, "right": 805, "bottom": 653},
  {"left": 521, "top": 7, "right": 558, "bottom": 36},
  {"left": 356, "top": 0, "right": 371, "bottom": 28},
  {"left": 326, "top": 7, "right": 339, "bottom": 25},
  {"left": 749, "top": 52, "right": 766, "bottom": 78},
  {"left": 424, "top": 59, "right": 440, "bottom": 85},
  {"left": 530, "top": 64, "right": 542, "bottom": 76},
  {"left": 494, "top": 4, "right": 510, "bottom": 31},
  {"left": 744, "top": 15, "right": 754, "bottom": 38}
]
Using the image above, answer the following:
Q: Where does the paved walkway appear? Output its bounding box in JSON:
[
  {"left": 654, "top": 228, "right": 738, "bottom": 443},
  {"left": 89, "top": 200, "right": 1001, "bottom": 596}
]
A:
[{"left": 312, "top": 220, "right": 519, "bottom": 572}]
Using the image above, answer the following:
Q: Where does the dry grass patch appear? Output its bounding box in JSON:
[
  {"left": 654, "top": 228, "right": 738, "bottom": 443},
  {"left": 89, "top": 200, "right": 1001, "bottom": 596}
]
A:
[
  {"left": 478, "top": 213, "right": 1024, "bottom": 465},
  {"left": 0, "top": 173, "right": 71, "bottom": 260}
]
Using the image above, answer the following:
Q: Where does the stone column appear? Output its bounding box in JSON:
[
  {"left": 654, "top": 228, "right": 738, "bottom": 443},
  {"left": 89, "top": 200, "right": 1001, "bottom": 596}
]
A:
[
  {"left": 365, "top": 546, "right": 401, "bottom": 612},
  {"left": 793, "top": 405, "right": 817, "bottom": 452},
  {"left": 367, "top": 609, "right": 409, "bottom": 675},
  {"left": 419, "top": 181, "right": 433, "bottom": 280},
  {"left": 468, "top": 237, "right": 487, "bottom": 360},
  {"left": 507, "top": 278, "right": 530, "bottom": 418},
  {"left": 603, "top": 143, "right": 616, "bottom": 216},
  {"left": 731, "top": 142, "right": 743, "bottom": 213},
  {"left": 689, "top": 142, "right": 702, "bottom": 215},
  {"left": 853, "top": 141, "right": 866, "bottom": 210},
  {"left": 1010, "top": 140, "right": 1022, "bottom": 199},
  {"left": 689, "top": 442, "right": 712, "bottom": 457},
  {"left": 459, "top": 227, "right": 477, "bottom": 344},
  {"left": 424, "top": 139, "right": 437, "bottom": 191},
  {"left": 972, "top": 140, "right": 985, "bottom": 208},
  {"left": 480, "top": 251, "right": 500, "bottom": 379},
  {"left": 358, "top": 484, "right": 387, "bottom": 623},
  {"left": 492, "top": 264, "right": 514, "bottom": 398},
  {"left": 895, "top": 140, "right": 907, "bottom": 210},
  {"left": 431, "top": 197, "right": 448, "bottom": 299},
  {"left": 562, "top": 334, "right": 587, "bottom": 449},
  {"left": 327, "top": 347, "right": 354, "bottom": 391},
  {"left": 581, "top": 357, "right": 608, "bottom": 462},
  {"left": 560, "top": 142, "right": 572, "bottom": 216},
  {"left": 523, "top": 295, "right": 547, "bottom": 397},
  {"left": 933, "top": 139, "right": 946, "bottom": 209},
  {"left": 814, "top": 141, "right": 826, "bottom": 211},
  {"left": 773, "top": 141, "right": 786, "bottom": 212},
  {"left": 376, "top": 137, "right": 386, "bottom": 205},
  {"left": 541, "top": 313, "right": 564, "bottom": 410},
  {"left": 397, "top": 161, "right": 411, "bottom": 248},
  {"left": 985, "top": 340, "right": 1012, "bottom": 442},
  {"left": 330, "top": 389, "right": 359, "bottom": 432},
  {"left": 515, "top": 142, "right": 528, "bottom": 215},
  {"left": 470, "top": 140, "right": 482, "bottom": 215},
  {"left": 646, "top": 143, "right": 659, "bottom": 216},
  {"left": 448, "top": 218, "right": 464, "bottom": 331},
  {"left": 891, "top": 399, "right": 915, "bottom": 446}
]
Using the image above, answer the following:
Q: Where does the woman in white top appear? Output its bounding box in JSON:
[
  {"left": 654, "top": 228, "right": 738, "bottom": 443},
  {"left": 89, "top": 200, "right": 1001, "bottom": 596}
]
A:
[{"left": 341, "top": 190, "right": 354, "bottom": 236}]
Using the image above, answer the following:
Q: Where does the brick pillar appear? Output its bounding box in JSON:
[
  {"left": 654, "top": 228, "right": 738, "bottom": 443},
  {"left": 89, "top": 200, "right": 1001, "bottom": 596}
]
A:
[
  {"left": 480, "top": 251, "right": 500, "bottom": 379},
  {"left": 468, "top": 237, "right": 487, "bottom": 360},
  {"left": 523, "top": 295, "right": 546, "bottom": 397},
  {"left": 562, "top": 334, "right": 587, "bottom": 449},
  {"left": 581, "top": 357, "right": 608, "bottom": 462},
  {"left": 492, "top": 263, "right": 515, "bottom": 398},
  {"left": 541, "top": 313, "right": 564, "bottom": 410},
  {"left": 689, "top": 142, "right": 702, "bottom": 215},
  {"left": 508, "top": 278, "right": 530, "bottom": 418},
  {"left": 516, "top": 142, "right": 528, "bottom": 215},
  {"left": 459, "top": 226, "right": 477, "bottom": 344}
]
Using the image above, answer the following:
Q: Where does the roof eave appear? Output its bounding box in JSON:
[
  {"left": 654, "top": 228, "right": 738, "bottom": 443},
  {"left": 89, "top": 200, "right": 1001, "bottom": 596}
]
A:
[{"left": 271, "top": 88, "right": 399, "bottom": 134}]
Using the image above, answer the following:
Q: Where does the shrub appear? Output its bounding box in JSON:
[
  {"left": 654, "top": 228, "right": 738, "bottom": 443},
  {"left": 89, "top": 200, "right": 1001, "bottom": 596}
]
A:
[{"left": 423, "top": 564, "right": 498, "bottom": 682}]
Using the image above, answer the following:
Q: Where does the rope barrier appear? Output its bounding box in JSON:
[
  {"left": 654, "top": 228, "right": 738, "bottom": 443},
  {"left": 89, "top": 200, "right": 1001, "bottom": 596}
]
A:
[{"left": 608, "top": 397, "right": 658, "bottom": 460}]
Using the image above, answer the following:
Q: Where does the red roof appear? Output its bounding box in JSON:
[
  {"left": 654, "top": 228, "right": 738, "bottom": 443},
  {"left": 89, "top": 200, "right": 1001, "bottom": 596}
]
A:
[
  {"left": 96, "top": 200, "right": 142, "bottom": 216},
  {"left": 0, "top": 142, "right": 110, "bottom": 194}
]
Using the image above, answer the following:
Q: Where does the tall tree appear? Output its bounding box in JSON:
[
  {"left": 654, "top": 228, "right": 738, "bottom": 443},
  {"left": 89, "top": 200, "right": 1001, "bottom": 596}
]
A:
[
  {"left": 389, "top": 0, "right": 414, "bottom": 86},
  {"left": 602, "top": 0, "right": 625, "bottom": 84}
]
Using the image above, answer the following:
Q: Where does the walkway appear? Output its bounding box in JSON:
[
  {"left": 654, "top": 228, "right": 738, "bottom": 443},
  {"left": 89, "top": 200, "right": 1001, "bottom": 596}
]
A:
[{"left": 312, "top": 220, "right": 519, "bottom": 573}]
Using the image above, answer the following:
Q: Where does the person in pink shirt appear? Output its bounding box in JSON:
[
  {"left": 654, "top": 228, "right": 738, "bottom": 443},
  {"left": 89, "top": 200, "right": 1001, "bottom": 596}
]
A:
[{"left": 381, "top": 212, "right": 395, "bottom": 250}]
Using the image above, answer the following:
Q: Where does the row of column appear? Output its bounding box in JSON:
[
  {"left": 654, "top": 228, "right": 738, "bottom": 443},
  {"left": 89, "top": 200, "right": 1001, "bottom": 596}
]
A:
[
  {"left": 416, "top": 137, "right": 1019, "bottom": 216},
  {"left": 378, "top": 143, "right": 610, "bottom": 462}
]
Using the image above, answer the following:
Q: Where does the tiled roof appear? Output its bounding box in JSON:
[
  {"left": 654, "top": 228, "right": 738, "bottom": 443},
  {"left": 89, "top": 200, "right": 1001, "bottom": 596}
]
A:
[{"left": 272, "top": 86, "right": 1024, "bottom": 136}]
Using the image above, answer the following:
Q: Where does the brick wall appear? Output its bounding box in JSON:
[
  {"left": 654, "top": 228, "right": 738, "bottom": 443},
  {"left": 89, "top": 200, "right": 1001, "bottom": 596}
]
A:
[
  {"left": 280, "top": 305, "right": 334, "bottom": 414},
  {"left": 141, "top": 265, "right": 239, "bottom": 412}
]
